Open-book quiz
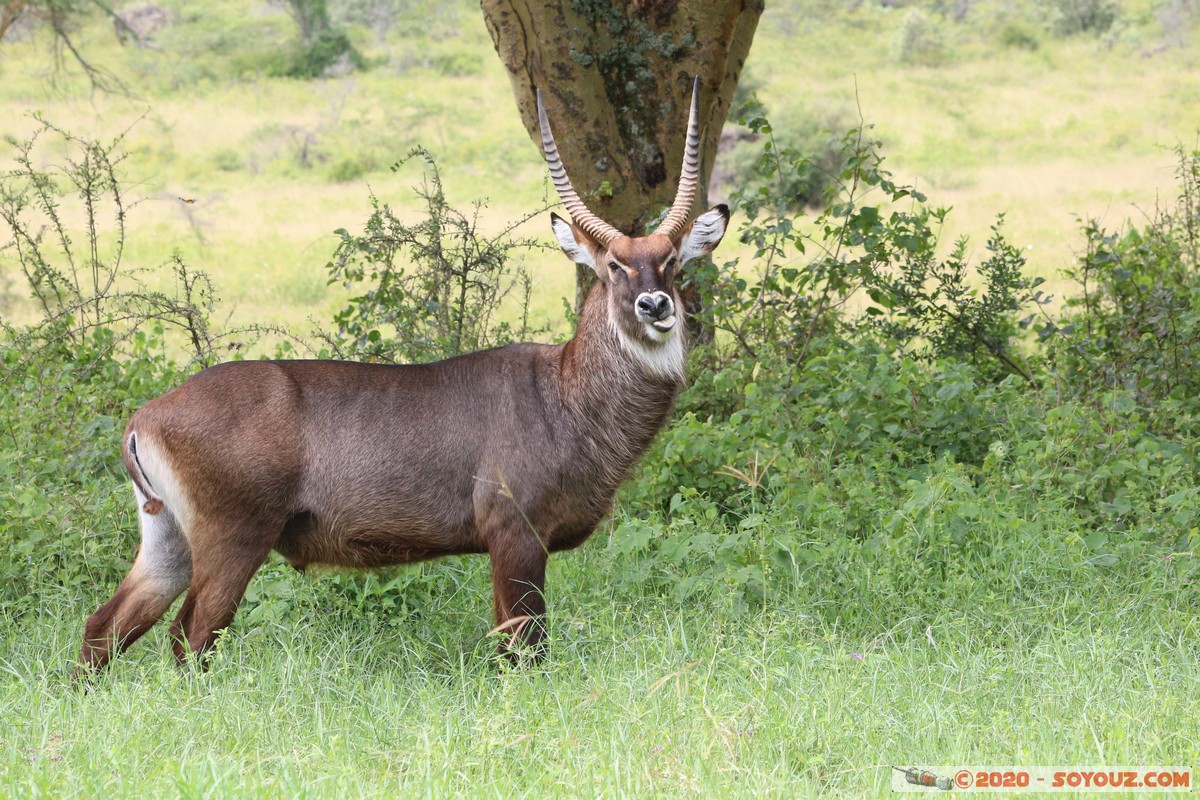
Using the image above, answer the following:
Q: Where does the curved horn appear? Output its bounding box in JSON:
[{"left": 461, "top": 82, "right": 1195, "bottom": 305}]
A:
[
  {"left": 536, "top": 89, "right": 624, "bottom": 247},
  {"left": 657, "top": 76, "right": 702, "bottom": 241}
]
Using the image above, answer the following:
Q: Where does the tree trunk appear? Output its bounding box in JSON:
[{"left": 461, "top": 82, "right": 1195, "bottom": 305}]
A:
[{"left": 481, "top": 0, "right": 762, "bottom": 331}]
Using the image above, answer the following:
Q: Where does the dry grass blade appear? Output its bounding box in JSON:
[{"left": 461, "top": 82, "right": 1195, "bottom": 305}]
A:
[
  {"left": 486, "top": 614, "right": 534, "bottom": 640},
  {"left": 714, "top": 452, "right": 778, "bottom": 489}
]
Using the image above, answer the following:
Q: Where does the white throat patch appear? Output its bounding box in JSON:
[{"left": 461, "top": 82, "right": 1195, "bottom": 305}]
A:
[{"left": 610, "top": 319, "right": 685, "bottom": 381}]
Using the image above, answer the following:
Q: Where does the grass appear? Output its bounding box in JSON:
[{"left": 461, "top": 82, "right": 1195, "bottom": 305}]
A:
[{"left": 3, "top": 565, "right": 1198, "bottom": 798}]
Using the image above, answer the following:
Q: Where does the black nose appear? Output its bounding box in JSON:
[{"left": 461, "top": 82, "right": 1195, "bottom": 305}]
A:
[{"left": 637, "top": 294, "right": 672, "bottom": 319}]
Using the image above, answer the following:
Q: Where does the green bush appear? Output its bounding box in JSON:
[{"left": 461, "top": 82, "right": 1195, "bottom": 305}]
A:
[
  {"left": 893, "top": 8, "right": 947, "bottom": 65},
  {"left": 721, "top": 97, "right": 847, "bottom": 212},
  {"left": 0, "top": 326, "right": 185, "bottom": 612},
  {"left": 267, "top": 31, "right": 365, "bottom": 79},
  {"left": 611, "top": 341, "right": 1199, "bottom": 614},
  {"left": 997, "top": 21, "right": 1041, "bottom": 50},
  {"left": 211, "top": 147, "right": 243, "bottom": 173},
  {"left": 1044, "top": 0, "right": 1119, "bottom": 36},
  {"left": 327, "top": 155, "right": 375, "bottom": 183},
  {"left": 324, "top": 147, "right": 547, "bottom": 363},
  {"left": 633, "top": 345, "right": 1037, "bottom": 518},
  {"left": 0, "top": 120, "right": 283, "bottom": 611},
  {"left": 611, "top": 134, "right": 1200, "bottom": 610},
  {"left": 1047, "top": 144, "right": 1200, "bottom": 432},
  {"left": 860, "top": 215, "right": 1049, "bottom": 383},
  {"left": 703, "top": 110, "right": 1044, "bottom": 386},
  {"left": 428, "top": 50, "right": 482, "bottom": 77}
]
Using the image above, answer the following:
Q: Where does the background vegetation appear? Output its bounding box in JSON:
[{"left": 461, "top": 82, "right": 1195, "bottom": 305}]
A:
[{"left": 1, "top": 0, "right": 1199, "bottom": 797}]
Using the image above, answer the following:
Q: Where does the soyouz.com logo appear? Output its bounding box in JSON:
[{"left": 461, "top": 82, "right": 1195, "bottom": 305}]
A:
[{"left": 891, "top": 766, "right": 1193, "bottom": 792}]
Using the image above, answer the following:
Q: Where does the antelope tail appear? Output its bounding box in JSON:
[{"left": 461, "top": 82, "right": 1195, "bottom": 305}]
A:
[{"left": 123, "top": 431, "right": 165, "bottom": 515}]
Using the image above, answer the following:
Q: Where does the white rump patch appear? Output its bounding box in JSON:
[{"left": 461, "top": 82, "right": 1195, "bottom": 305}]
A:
[
  {"left": 678, "top": 207, "right": 729, "bottom": 266},
  {"left": 133, "top": 484, "right": 192, "bottom": 593},
  {"left": 130, "top": 432, "right": 195, "bottom": 535}
]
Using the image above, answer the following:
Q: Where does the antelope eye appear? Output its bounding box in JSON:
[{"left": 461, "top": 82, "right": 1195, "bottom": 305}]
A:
[
  {"left": 664, "top": 257, "right": 677, "bottom": 275},
  {"left": 607, "top": 261, "right": 621, "bottom": 273}
]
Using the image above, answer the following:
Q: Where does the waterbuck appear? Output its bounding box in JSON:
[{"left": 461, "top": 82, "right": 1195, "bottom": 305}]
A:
[{"left": 76, "top": 78, "right": 729, "bottom": 674}]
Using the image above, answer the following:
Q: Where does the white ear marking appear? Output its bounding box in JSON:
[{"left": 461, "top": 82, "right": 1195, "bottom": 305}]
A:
[
  {"left": 678, "top": 206, "right": 729, "bottom": 265},
  {"left": 551, "top": 214, "right": 598, "bottom": 275}
]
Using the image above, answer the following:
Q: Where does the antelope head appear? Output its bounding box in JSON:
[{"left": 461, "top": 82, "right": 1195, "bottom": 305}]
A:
[{"left": 537, "top": 79, "right": 729, "bottom": 370}]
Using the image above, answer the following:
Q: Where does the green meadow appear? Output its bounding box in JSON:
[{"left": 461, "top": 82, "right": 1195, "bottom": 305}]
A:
[{"left": 2, "top": 1, "right": 1198, "bottom": 797}]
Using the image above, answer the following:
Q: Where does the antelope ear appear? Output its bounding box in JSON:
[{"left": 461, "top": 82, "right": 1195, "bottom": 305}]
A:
[
  {"left": 550, "top": 213, "right": 602, "bottom": 277},
  {"left": 676, "top": 204, "right": 729, "bottom": 265}
]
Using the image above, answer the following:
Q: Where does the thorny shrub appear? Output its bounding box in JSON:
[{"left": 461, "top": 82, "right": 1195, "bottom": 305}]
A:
[{"left": 323, "top": 147, "right": 548, "bottom": 364}]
